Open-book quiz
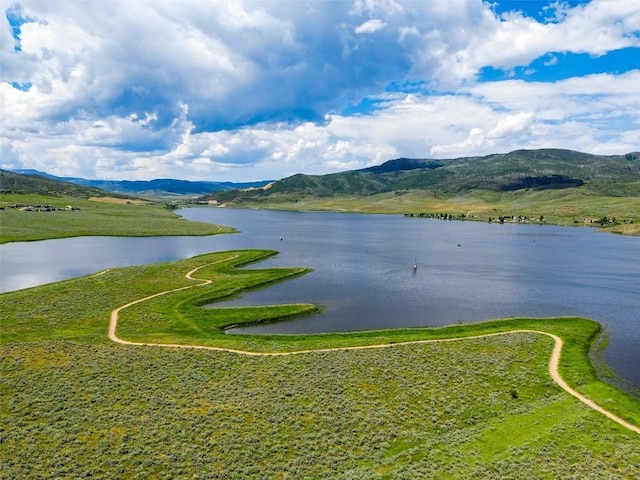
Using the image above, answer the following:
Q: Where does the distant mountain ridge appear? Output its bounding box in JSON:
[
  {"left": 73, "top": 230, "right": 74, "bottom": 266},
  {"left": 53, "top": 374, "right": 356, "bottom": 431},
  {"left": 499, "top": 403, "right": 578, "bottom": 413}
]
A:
[
  {"left": 201, "top": 149, "right": 640, "bottom": 204},
  {"left": 9, "top": 169, "right": 273, "bottom": 197}
]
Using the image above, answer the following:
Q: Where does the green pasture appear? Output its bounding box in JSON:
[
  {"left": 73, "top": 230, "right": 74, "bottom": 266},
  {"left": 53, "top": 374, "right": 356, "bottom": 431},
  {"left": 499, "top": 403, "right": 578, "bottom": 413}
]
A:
[
  {"left": 0, "top": 193, "right": 232, "bottom": 243},
  {"left": 249, "top": 187, "right": 640, "bottom": 235},
  {"left": 1, "top": 249, "right": 639, "bottom": 478}
]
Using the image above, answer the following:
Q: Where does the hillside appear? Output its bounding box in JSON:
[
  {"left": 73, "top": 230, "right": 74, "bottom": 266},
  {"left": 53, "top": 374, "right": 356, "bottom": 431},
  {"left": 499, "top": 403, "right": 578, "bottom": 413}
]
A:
[
  {"left": 0, "top": 169, "right": 130, "bottom": 199},
  {"left": 201, "top": 149, "right": 640, "bottom": 204},
  {"left": 11, "top": 169, "right": 272, "bottom": 197}
]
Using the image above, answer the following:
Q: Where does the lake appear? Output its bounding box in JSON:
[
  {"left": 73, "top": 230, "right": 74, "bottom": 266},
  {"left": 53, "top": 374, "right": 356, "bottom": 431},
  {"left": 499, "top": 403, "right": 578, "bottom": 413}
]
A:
[{"left": 1, "top": 208, "right": 639, "bottom": 388}]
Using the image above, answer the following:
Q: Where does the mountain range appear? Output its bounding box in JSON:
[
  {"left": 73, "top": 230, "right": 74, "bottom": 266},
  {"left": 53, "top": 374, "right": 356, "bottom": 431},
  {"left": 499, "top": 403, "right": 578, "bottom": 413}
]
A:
[
  {"left": 200, "top": 149, "right": 640, "bottom": 204},
  {"left": 4, "top": 149, "right": 640, "bottom": 204},
  {"left": 8, "top": 169, "right": 272, "bottom": 197}
]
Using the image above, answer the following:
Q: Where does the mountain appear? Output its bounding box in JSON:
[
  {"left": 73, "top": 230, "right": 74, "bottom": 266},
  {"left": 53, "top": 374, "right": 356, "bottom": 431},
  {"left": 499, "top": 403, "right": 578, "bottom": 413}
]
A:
[
  {"left": 10, "top": 170, "right": 272, "bottom": 197},
  {"left": 200, "top": 149, "right": 640, "bottom": 204}
]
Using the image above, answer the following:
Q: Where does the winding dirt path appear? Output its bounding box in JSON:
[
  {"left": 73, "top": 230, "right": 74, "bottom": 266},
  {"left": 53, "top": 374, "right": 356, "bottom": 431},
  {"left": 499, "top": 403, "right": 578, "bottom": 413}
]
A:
[{"left": 109, "top": 257, "right": 640, "bottom": 436}]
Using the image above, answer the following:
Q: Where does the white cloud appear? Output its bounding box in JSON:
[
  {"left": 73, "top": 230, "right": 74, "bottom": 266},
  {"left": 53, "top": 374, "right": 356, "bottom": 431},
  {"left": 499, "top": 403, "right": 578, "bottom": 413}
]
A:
[
  {"left": 349, "top": 0, "right": 403, "bottom": 17},
  {"left": 487, "top": 112, "right": 535, "bottom": 139},
  {"left": 468, "top": 71, "right": 640, "bottom": 123},
  {"left": 4, "top": 68, "right": 639, "bottom": 181},
  {"left": 355, "top": 19, "right": 388, "bottom": 34},
  {"left": 0, "top": 1, "right": 639, "bottom": 181},
  {"left": 409, "top": 0, "right": 640, "bottom": 85}
]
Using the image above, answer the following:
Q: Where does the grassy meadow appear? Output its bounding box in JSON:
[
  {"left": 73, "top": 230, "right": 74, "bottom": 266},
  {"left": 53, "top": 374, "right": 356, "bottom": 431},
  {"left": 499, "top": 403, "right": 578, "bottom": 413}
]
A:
[
  {"left": 2, "top": 250, "right": 639, "bottom": 478},
  {"left": 243, "top": 187, "right": 640, "bottom": 235},
  {"left": 0, "top": 194, "right": 233, "bottom": 243}
]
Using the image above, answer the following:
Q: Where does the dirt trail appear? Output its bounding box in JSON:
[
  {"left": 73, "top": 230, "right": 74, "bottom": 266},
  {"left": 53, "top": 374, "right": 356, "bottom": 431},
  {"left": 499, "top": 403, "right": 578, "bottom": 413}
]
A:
[{"left": 109, "top": 256, "right": 640, "bottom": 436}]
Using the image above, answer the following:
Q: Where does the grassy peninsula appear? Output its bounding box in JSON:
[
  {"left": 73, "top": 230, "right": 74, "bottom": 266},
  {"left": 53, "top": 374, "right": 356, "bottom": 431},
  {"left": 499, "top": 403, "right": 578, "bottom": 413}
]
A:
[{"left": 2, "top": 250, "right": 639, "bottom": 478}]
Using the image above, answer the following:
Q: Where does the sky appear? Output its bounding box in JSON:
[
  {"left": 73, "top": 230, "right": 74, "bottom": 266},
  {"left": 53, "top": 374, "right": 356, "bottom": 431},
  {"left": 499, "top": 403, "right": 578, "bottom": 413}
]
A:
[{"left": 1, "top": 0, "right": 639, "bottom": 182}]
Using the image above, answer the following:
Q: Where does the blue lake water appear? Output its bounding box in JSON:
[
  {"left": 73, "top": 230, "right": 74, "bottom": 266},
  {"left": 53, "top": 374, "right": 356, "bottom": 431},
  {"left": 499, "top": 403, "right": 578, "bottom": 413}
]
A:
[{"left": 1, "top": 208, "right": 638, "bottom": 388}]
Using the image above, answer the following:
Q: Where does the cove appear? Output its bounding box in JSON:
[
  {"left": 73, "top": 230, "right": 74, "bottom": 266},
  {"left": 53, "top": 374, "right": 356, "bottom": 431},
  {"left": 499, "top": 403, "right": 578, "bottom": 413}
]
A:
[{"left": 1, "top": 207, "right": 639, "bottom": 389}]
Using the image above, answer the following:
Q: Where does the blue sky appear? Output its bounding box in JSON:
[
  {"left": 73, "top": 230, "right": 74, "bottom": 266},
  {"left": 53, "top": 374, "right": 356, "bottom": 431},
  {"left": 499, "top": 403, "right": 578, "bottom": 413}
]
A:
[{"left": 1, "top": 0, "right": 639, "bottom": 181}]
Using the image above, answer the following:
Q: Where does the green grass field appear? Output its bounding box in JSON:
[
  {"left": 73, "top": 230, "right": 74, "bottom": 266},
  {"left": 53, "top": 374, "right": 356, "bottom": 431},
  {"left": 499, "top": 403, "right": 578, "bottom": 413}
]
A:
[
  {"left": 0, "top": 194, "right": 233, "bottom": 243},
  {"left": 246, "top": 187, "right": 640, "bottom": 235},
  {"left": 2, "top": 250, "right": 639, "bottom": 478}
]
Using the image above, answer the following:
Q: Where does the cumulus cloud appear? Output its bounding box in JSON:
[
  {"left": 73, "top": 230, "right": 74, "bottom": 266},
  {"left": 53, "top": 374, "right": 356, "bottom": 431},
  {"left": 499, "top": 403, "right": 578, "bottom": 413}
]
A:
[
  {"left": 414, "top": 0, "right": 639, "bottom": 86},
  {"left": 429, "top": 71, "right": 640, "bottom": 158},
  {"left": 0, "top": 137, "right": 22, "bottom": 169},
  {"left": 355, "top": 19, "right": 388, "bottom": 34},
  {"left": 1, "top": 0, "right": 639, "bottom": 181},
  {"left": 487, "top": 112, "right": 535, "bottom": 139}
]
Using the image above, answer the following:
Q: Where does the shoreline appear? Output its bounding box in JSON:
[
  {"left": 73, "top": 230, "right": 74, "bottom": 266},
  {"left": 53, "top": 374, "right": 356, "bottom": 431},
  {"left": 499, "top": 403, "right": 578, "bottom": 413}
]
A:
[
  {"left": 109, "top": 257, "right": 640, "bottom": 434},
  {"left": 210, "top": 202, "right": 640, "bottom": 236}
]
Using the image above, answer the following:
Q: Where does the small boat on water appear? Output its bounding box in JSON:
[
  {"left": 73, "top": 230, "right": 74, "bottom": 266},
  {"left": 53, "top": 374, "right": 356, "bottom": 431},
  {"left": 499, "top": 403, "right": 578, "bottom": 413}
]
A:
[{"left": 413, "top": 258, "right": 417, "bottom": 270}]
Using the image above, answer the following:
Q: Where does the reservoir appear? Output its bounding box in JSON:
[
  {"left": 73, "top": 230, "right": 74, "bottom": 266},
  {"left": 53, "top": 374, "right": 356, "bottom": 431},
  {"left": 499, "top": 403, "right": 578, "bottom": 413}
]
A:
[{"left": 1, "top": 208, "right": 639, "bottom": 388}]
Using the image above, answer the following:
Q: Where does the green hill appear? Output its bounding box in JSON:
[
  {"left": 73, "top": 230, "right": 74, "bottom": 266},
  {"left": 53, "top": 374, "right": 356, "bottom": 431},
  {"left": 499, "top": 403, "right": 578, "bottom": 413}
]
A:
[
  {"left": 201, "top": 149, "right": 640, "bottom": 203},
  {"left": 198, "top": 149, "right": 640, "bottom": 235},
  {"left": 0, "top": 170, "right": 129, "bottom": 199}
]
